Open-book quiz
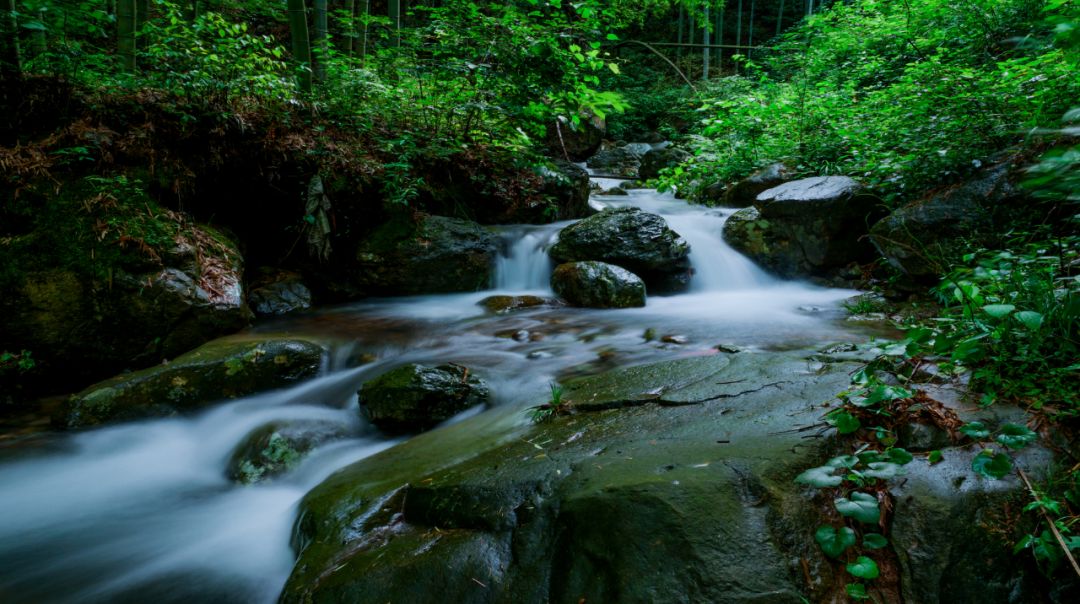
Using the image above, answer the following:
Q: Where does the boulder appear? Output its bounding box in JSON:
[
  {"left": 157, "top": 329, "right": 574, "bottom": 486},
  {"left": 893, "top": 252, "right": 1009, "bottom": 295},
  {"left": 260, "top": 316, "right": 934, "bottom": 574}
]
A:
[
  {"left": 0, "top": 220, "right": 251, "bottom": 392},
  {"left": 869, "top": 162, "right": 1027, "bottom": 279},
  {"left": 359, "top": 363, "right": 489, "bottom": 432},
  {"left": 478, "top": 295, "right": 560, "bottom": 314},
  {"left": 585, "top": 145, "right": 648, "bottom": 178},
  {"left": 352, "top": 214, "right": 499, "bottom": 296},
  {"left": 723, "top": 176, "right": 880, "bottom": 278},
  {"left": 716, "top": 163, "right": 794, "bottom": 207},
  {"left": 550, "top": 261, "right": 646, "bottom": 308},
  {"left": 638, "top": 147, "right": 691, "bottom": 180},
  {"left": 228, "top": 420, "right": 351, "bottom": 484},
  {"left": 247, "top": 269, "right": 312, "bottom": 317},
  {"left": 64, "top": 336, "right": 325, "bottom": 428},
  {"left": 549, "top": 207, "right": 693, "bottom": 293},
  {"left": 536, "top": 160, "right": 592, "bottom": 222},
  {"left": 545, "top": 113, "right": 605, "bottom": 161}
]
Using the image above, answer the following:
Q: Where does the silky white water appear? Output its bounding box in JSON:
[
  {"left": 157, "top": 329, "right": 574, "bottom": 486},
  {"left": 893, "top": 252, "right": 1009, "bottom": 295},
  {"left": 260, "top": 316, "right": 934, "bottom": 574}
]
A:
[{"left": 0, "top": 185, "right": 876, "bottom": 603}]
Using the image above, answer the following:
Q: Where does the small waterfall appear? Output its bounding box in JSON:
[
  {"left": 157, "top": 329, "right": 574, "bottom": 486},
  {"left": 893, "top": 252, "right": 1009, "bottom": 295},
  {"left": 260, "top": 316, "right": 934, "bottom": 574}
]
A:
[{"left": 493, "top": 226, "right": 559, "bottom": 292}]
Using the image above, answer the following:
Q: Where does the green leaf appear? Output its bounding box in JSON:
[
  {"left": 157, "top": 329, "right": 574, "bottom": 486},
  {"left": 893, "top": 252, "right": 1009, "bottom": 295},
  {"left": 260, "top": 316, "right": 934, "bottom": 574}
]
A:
[
  {"left": 885, "top": 447, "right": 914, "bottom": 465},
  {"left": 815, "top": 525, "right": 857, "bottom": 558},
  {"left": 863, "top": 533, "right": 889, "bottom": 549},
  {"left": 826, "top": 455, "right": 860, "bottom": 469},
  {"left": 981, "top": 304, "right": 1015, "bottom": 319},
  {"left": 951, "top": 337, "right": 985, "bottom": 362},
  {"left": 972, "top": 450, "right": 1013, "bottom": 480},
  {"left": 845, "top": 583, "right": 870, "bottom": 599},
  {"left": 863, "top": 461, "right": 904, "bottom": 480},
  {"left": 846, "top": 556, "right": 881, "bottom": 580},
  {"left": 606, "top": 62, "right": 621, "bottom": 75},
  {"left": 1014, "top": 311, "right": 1043, "bottom": 331},
  {"left": 826, "top": 410, "right": 861, "bottom": 434},
  {"left": 835, "top": 492, "right": 881, "bottom": 524},
  {"left": 959, "top": 421, "right": 991, "bottom": 440},
  {"left": 927, "top": 450, "right": 944, "bottom": 464},
  {"left": 795, "top": 466, "right": 843, "bottom": 488},
  {"left": 996, "top": 423, "right": 1037, "bottom": 449},
  {"left": 863, "top": 385, "right": 913, "bottom": 406}
]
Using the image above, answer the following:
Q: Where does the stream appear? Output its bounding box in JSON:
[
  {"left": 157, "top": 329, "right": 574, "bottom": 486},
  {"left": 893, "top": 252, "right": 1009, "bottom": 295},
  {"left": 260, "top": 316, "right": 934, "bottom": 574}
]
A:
[{"left": 0, "top": 185, "right": 884, "bottom": 603}]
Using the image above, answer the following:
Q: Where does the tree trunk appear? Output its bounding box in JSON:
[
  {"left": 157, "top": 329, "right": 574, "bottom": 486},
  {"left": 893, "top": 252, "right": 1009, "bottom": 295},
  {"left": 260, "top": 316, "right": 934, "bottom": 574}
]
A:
[
  {"left": 1, "top": 0, "right": 20, "bottom": 81},
  {"left": 777, "top": 0, "right": 785, "bottom": 36},
  {"left": 313, "top": 0, "right": 327, "bottom": 81},
  {"left": 136, "top": 0, "right": 149, "bottom": 32},
  {"left": 29, "top": 8, "right": 46, "bottom": 57},
  {"left": 747, "top": 0, "right": 755, "bottom": 59},
  {"left": 344, "top": 0, "right": 355, "bottom": 56},
  {"left": 715, "top": 1, "right": 723, "bottom": 71},
  {"left": 702, "top": 4, "right": 709, "bottom": 80},
  {"left": 388, "top": 0, "right": 400, "bottom": 47},
  {"left": 676, "top": 4, "right": 683, "bottom": 59},
  {"left": 287, "top": 0, "right": 312, "bottom": 93},
  {"left": 117, "top": 0, "right": 136, "bottom": 72},
  {"left": 361, "top": 0, "right": 370, "bottom": 61}
]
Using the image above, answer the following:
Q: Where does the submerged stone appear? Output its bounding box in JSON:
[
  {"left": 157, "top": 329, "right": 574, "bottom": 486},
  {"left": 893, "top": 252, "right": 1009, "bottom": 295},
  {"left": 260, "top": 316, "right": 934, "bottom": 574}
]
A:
[
  {"left": 227, "top": 419, "right": 351, "bottom": 484},
  {"left": 550, "top": 261, "right": 646, "bottom": 309}
]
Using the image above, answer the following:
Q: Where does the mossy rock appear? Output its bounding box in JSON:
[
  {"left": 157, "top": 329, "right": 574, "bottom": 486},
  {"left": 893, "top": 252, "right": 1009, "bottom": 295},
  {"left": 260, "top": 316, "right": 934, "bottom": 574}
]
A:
[
  {"left": 64, "top": 336, "right": 325, "bottom": 428},
  {"left": 359, "top": 363, "right": 489, "bottom": 432},
  {"left": 478, "top": 295, "right": 560, "bottom": 314},
  {"left": 351, "top": 214, "right": 499, "bottom": 296},
  {"left": 227, "top": 419, "right": 351, "bottom": 484},
  {"left": 550, "top": 261, "right": 646, "bottom": 309}
]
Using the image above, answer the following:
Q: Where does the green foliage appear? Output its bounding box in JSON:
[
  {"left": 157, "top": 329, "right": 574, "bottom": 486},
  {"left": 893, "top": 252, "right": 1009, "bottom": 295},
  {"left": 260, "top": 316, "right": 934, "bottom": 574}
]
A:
[
  {"left": 665, "top": 0, "right": 1080, "bottom": 202},
  {"left": 0, "top": 350, "right": 35, "bottom": 373},
  {"left": 815, "top": 525, "right": 856, "bottom": 558},
  {"left": 528, "top": 382, "right": 571, "bottom": 423}
]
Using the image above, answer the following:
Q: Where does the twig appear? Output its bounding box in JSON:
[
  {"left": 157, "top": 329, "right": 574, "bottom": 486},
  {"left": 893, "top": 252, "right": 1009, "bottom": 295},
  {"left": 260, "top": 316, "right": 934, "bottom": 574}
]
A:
[{"left": 1017, "top": 466, "right": 1080, "bottom": 579}]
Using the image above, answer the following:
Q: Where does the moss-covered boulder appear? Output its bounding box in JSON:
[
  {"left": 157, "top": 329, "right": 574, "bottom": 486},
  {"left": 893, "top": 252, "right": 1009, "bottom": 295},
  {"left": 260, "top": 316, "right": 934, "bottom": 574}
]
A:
[
  {"left": 550, "top": 261, "right": 646, "bottom": 308},
  {"left": 545, "top": 113, "right": 605, "bottom": 161},
  {"left": 350, "top": 214, "right": 499, "bottom": 296},
  {"left": 247, "top": 269, "right": 312, "bottom": 317},
  {"left": 478, "top": 295, "right": 560, "bottom": 314},
  {"left": 585, "top": 145, "right": 647, "bottom": 178},
  {"left": 536, "top": 160, "right": 592, "bottom": 222},
  {"left": 63, "top": 336, "right": 325, "bottom": 428},
  {"left": 227, "top": 419, "right": 351, "bottom": 484},
  {"left": 709, "top": 162, "right": 794, "bottom": 207},
  {"left": 638, "top": 146, "right": 690, "bottom": 180},
  {"left": 723, "top": 176, "right": 880, "bottom": 278},
  {"left": 359, "top": 363, "right": 489, "bottom": 432},
  {"left": 549, "top": 207, "right": 692, "bottom": 293}
]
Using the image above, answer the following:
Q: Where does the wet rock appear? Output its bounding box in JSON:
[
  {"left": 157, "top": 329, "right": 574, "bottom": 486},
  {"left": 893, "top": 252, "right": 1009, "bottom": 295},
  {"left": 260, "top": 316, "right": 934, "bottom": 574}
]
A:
[
  {"left": 713, "top": 343, "right": 744, "bottom": 353},
  {"left": 716, "top": 163, "right": 794, "bottom": 207},
  {"left": 550, "top": 261, "right": 646, "bottom": 309},
  {"left": 228, "top": 420, "right": 351, "bottom": 484},
  {"left": 638, "top": 147, "right": 691, "bottom": 180},
  {"left": 351, "top": 214, "right": 498, "bottom": 296},
  {"left": 247, "top": 269, "right": 312, "bottom": 317},
  {"left": 598, "top": 186, "right": 629, "bottom": 196},
  {"left": 64, "top": 337, "right": 326, "bottom": 428},
  {"left": 723, "top": 176, "right": 880, "bottom": 278},
  {"left": 545, "top": 113, "right": 605, "bottom": 161},
  {"left": 586, "top": 146, "right": 648, "bottom": 178},
  {"left": 536, "top": 160, "right": 593, "bottom": 222},
  {"left": 870, "top": 161, "right": 1028, "bottom": 279},
  {"left": 661, "top": 334, "right": 689, "bottom": 345},
  {"left": 359, "top": 363, "right": 489, "bottom": 432},
  {"left": 478, "top": 295, "right": 558, "bottom": 314},
  {"left": 549, "top": 206, "right": 692, "bottom": 293}
]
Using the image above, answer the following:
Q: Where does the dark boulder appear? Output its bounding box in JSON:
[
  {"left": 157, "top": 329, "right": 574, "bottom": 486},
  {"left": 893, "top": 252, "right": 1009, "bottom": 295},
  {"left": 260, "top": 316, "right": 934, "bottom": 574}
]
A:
[
  {"left": 536, "top": 160, "right": 592, "bottom": 222},
  {"left": 545, "top": 113, "right": 605, "bottom": 161},
  {"left": 551, "top": 261, "right": 646, "bottom": 309},
  {"left": 228, "top": 419, "right": 352, "bottom": 484},
  {"left": 723, "top": 176, "right": 880, "bottom": 278},
  {"left": 549, "top": 207, "right": 692, "bottom": 293},
  {"left": 247, "top": 269, "right": 312, "bottom": 317},
  {"left": 64, "top": 336, "right": 325, "bottom": 428},
  {"left": 717, "top": 163, "right": 794, "bottom": 207},
  {"left": 351, "top": 214, "right": 499, "bottom": 296},
  {"left": 869, "top": 162, "right": 1028, "bottom": 279},
  {"left": 638, "top": 147, "right": 690, "bottom": 180},
  {"left": 585, "top": 145, "right": 649, "bottom": 178},
  {"left": 359, "top": 363, "right": 489, "bottom": 432},
  {"left": 478, "top": 295, "right": 560, "bottom": 314}
]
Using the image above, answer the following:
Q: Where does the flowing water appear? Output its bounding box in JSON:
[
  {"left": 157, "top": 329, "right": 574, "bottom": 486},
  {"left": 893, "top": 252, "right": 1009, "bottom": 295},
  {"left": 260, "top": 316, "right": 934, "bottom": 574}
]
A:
[{"left": 0, "top": 184, "right": 882, "bottom": 603}]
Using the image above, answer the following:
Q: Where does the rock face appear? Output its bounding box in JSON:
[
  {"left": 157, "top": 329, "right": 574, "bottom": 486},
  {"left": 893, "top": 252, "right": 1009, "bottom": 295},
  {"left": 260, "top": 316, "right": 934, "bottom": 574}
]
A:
[
  {"left": 281, "top": 349, "right": 1060, "bottom": 604},
  {"left": 352, "top": 214, "right": 499, "bottom": 296},
  {"left": 545, "top": 113, "right": 605, "bottom": 161},
  {"left": 228, "top": 420, "right": 351, "bottom": 484},
  {"left": 723, "top": 176, "right": 879, "bottom": 278},
  {"left": 359, "top": 363, "right": 489, "bottom": 432},
  {"left": 536, "top": 160, "right": 593, "bottom": 222},
  {"left": 585, "top": 145, "right": 649, "bottom": 178},
  {"left": 247, "top": 269, "right": 312, "bottom": 317},
  {"left": 64, "top": 337, "right": 325, "bottom": 428},
  {"left": 638, "top": 147, "right": 690, "bottom": 180},
  {"left": 0, "top": 222, "right": 252, "bottom": 391},
  {"left": 869, "top": 162, "right": 1027, "bottom": 279},
  {"left": 550, "top": 261, "right": 646, "bottom": 308},
  {"left": 549, "top": 207, "right": 692, "bottom": 293}
]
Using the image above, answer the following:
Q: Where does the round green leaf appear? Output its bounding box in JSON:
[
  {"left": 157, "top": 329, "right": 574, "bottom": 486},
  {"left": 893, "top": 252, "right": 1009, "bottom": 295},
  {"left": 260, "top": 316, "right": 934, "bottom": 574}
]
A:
[
  {"left": 845, "top": 583, "right": 870, "bottom": 599},
  {"left": 835, "top": 492, "right": 881, "bottom": 524},
  {"left": 959, "top": 421, "right": 991, "bottom": 440},
  {"left": 927, "top": 450, "right": 944, "bottom": 464},
  {"left": 863, "top": 461, "right": 904, "bottom": 480},
  {"left": 1014, "top": 311, "right": 1043, "bottom": 331},
  {"left": 981, "top": 304, "right": 1015, "bottom": 319},
  {"left": 995, "top": 423, "right": 1037, "bottom": 450},
  {"left": 795, "top": 466, "right": 843, "bottom": 488},
  {"left": 826, "top": 455, "right": 860, "bottom": 469},
  {"left": 815, "top": 525, "right": 857, "bottom": 558},
  {"left": 972, "top": 450, "right": 1013, "bottom": 480},
  {"left": 846, "top": 556, "right": 880, "bottom": 580},
  {"left": 826, "top": 410, "right": 861, "bottom": 434},
  {"left": 863, "top": 533, "right": 889, "bottom": 549},
  {"left": 885, "top": 447, "right": 914, "bottom": 465}
]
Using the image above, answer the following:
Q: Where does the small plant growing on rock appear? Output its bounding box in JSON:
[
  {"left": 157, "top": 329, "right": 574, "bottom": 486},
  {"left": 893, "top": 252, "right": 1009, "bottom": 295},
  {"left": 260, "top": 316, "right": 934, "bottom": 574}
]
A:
[{"left": 528, "top": 383, "right": 572, "bottom": 423}]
